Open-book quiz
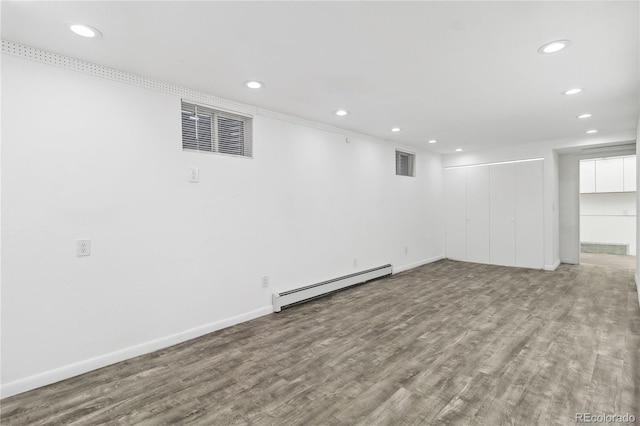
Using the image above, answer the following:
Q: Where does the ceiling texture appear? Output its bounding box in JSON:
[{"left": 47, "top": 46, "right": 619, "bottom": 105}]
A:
[{"left": 2, "top": 1, "right": 638, "bottom": 154}]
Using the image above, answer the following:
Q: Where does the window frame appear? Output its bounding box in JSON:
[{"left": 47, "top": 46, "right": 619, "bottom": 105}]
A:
[
  {"left": 395, "top": 150, "right": 416, "bottom": 177},
  {"left": 181, "top": 100, "right": 253, "bottom": 158}
]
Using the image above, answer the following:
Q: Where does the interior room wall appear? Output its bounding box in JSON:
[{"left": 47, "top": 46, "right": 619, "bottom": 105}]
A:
[
  {"left": 551, "top": 150, "right": 560, "bottom": 264},
  {"left": 0, "top": 54, "right": 445, "bottom": 397},
  {"left": 558, "top": 154, "right": 580, "bottom": 264}
]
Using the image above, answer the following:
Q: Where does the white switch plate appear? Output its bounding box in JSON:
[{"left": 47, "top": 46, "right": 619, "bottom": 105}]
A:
[
  {"left": 77, "top": 239, "right": 91, "bottom": 257},
  {"left": 262, "top": 276, "right": 269, "bottom": 288},
  {"left": 189, "top": 167, "right": 199, "bottom": 183}
]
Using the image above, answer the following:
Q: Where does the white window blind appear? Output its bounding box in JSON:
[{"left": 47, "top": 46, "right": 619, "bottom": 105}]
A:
[
  {"left": 396, "top": 150, "right": 415, "bottom": 177},
  {"left": 181, "top": 100, "right": 252, "bottom": 157}
]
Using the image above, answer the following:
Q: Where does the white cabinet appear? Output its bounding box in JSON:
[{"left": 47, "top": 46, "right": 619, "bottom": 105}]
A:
[
  {"left": 580, "top": 160, "right": 596, "bottom": 193},
  {"left": 444, "top": 159, "right": 545, "bottom": 269},
  {"left": 580, "top": 156, "right": 636, "bottom": 193},
  {"left": 466, "top": 166, "right": 490, "bottom": 263},
  {"left": 595, "top": 158, "right": 624, "bottom": 192},
  {"left": 515, "top": 160, "right": 544, "bottom": 269},
  {"left": 444, "top": 167, "right": 467, "bottom": 260},
  {"left": 490, "top": 163, "right": 516, "bottom": 266},
  {"left": 623, "top": 156, "right": 637, "bottom": 192}
]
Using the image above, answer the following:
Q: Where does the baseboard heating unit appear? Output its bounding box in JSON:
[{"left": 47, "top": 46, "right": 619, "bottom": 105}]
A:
[{"left": 272, "top": 264, "right": 393, "bottom": 312}]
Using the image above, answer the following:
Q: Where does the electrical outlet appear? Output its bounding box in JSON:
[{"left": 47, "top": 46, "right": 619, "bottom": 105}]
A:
[
  {"left": 262, "top": 276, "right": 269, "bottom": 288},
  {"left": 189, "top": 166, "right": 199, "bottom": 183},
  {"left": 353, "top": 258, "right": 358, "bottom": 267},
  {"left": 77, "top": 239, "right": 91, "bottom": 257},
  {"left": 404, "top": 246, "right": 408, "bottom": 255}
]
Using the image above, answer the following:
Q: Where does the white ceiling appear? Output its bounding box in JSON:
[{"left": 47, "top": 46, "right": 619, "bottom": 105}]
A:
[{"left": 2, "top": 1, "right": 638, "bottom": 154}]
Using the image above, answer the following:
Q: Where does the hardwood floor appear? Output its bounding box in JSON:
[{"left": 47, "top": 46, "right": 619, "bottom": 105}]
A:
[{"left": 2, "top": 259, "right": 639, "bottom": 425}]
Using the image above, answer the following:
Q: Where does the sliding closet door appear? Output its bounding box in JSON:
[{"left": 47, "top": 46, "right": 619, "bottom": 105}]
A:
[
  {"left": 444, "top": 167, "right": 467, "bottom": 260},
  {"left": 515, "top": 160, "right": 544, "bottom": 268},
  {"left": 466, "top": 166, "right": 490, "bottom": 263},
  {"left": 490, "top": 163, "right": 516, "bottom": 266}
]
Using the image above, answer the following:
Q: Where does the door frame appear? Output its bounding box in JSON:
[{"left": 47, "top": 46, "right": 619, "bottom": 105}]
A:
[{"left": 558, "top": 146, "right": 636, "bottom": 264}]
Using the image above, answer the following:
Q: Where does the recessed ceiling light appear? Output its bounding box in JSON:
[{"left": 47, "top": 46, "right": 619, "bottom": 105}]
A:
[
  {"left": 244, "top": 81, "right": 264, "bottom": 89},
  {"left": 335, "top": 110, "right": 348, "bottom": 116},
  {"left": 428, "top": 140, "right": 437, "bottom": 144},
  {"left": 456, "top": 148, "right": 463, "bottom": 152},
  {"left": 577, "top": 113, "right": 592, "bottom": 119},
  {"left": 69, "top": 23, "right": 101, "bottom": 38},
  {"left": 391, "top": 127, "right": 401, "bottom": 132},
  {"left": 563, "top": 88, "right": 582, "bottom": 95},
  {"left": 537, "top": 40, "right": 570, "bottom": 55},
  {"left": 586, "top": 129, "right": 598, "bottom": 134}
]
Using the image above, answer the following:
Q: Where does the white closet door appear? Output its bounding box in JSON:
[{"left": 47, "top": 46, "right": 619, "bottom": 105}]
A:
[
  {"left": 466, "top": 166, "right": 490, "bottom": 263},
  {"left": 490, "top": 163, "right": 516, "bottom": 266},
  {"left": 444, "top": 167, "right": 467, "bottom": 260},
  {"left": 515, "top": 160, "right": 544, "bottom": 269}
]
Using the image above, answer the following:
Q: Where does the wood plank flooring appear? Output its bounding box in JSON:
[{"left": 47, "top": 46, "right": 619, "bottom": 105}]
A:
[
  {"left": 580, "top": 252, "right": 636, "bottom": 270},
  {"left": 1, "top": 259, "right": 639, "bottom": 425}
]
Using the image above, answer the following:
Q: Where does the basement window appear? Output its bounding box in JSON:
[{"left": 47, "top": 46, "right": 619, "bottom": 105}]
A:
[
  {"left": 396, "top": 150, "right": 415, "bottom": 177},
  {"left": 181, "top": 100, "right": 252, "bottom": 158}
]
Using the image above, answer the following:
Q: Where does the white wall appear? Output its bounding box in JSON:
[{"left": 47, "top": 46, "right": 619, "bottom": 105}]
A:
[
  {"left": 0, "top": 55, "right": 444, "bottom": 396},
  {"left": 559, "top": 154, "right": 580, "bottom": 264},
  {"left": 580, "top": 192, "right": 636, "bottom": 255},
  {"left": 551, "top": 150, "right": 560, "bottom": 263}
]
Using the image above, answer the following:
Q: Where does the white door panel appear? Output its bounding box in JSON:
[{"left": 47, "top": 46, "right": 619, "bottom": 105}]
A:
[
  {"left": 445, "top": 168, "right": 467, "bottom": 260},
  {"left": 490, "top": 163, "right": 516, "bottom": 266},
  {"left": 515, "top": 160, "right": 544, "bottom": 269},
  {"left": 466, "top": 166, "right": 490, "bottom": 263}
]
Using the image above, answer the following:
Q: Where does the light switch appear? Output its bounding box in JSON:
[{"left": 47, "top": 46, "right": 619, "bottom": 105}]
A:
[
  {"left": 77, "top": 239, "right": 91, "bottom": 257},
  {"left": 189, "top": 167, "right": 199, "bottom": 183}
]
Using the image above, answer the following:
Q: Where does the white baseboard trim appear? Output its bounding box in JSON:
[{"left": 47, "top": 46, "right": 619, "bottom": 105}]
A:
[
  {"left": 0, "top": 305, "right": 272, "bottom": 399},
  {"left": 392, "top": 255, "right": 444, "bottom": 274},
  {"left": 544, "top": 260, "right": 561, "bottom": 271}
]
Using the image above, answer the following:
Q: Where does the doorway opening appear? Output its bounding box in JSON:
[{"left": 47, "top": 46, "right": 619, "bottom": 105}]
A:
[{"left": 579, "top": 155, "right": 636, "bottom": 269}]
